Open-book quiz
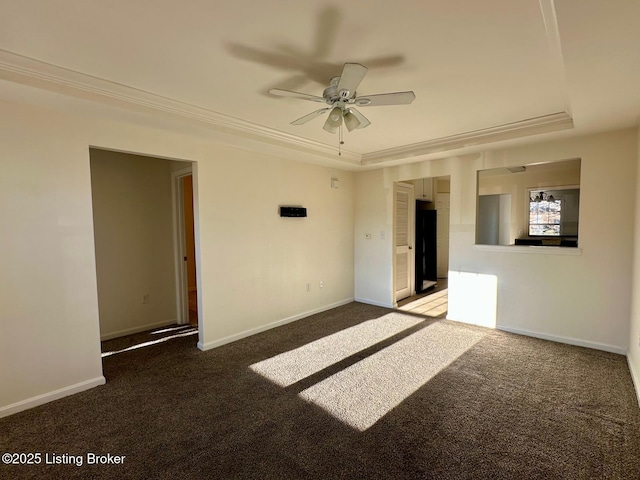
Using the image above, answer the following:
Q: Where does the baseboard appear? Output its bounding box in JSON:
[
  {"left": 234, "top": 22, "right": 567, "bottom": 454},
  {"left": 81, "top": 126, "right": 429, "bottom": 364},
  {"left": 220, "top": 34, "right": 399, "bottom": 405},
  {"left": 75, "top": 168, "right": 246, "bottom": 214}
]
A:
[
  {"left": 354, "top": 297, "right": 394, "bottom": 308},
  {"left": 0, "top": 376, "right": 106, "bottom": 419},
  {"left": 198, "top": 298, "right": 354, "bottom": 351},
  {"left": 100, "top": 319, "right": 178, "bottom": 341},
  {"left": 627, "top": 355, "right": 640, "bottom": 407},
  {"left": 496, "top": 325, "right": 626, "bottom": 355}
]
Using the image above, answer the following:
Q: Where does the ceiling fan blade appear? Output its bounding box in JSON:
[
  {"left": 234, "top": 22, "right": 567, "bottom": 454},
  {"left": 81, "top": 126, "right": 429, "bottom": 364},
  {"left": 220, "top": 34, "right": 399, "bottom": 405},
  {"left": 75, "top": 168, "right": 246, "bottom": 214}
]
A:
[
  {"left": 291, "top": 108, "right": 331, "bottom": 125},
  {"left": 354, "top": 91, "right": 416, "bottom": 106},
  {"left": 347, "top": 108, "right": 371, "bottom": 129},
  {"left": 269, "top": 88, "right": 326, "bottom": 103},
  {"left": 336, "top": 63, "right": 368, "bottom": 98}
]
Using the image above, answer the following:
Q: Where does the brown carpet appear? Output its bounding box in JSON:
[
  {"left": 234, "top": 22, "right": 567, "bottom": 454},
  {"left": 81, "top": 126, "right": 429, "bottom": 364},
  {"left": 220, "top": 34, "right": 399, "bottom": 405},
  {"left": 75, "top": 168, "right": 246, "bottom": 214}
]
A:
[{"left": 2, "top": 302, "right": 640, "bottom": 479}]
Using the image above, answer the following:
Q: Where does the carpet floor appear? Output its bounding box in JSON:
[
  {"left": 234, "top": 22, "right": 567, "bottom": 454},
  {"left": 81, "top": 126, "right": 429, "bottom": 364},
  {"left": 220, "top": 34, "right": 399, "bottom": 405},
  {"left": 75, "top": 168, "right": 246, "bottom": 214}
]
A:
[{"left": 2, "top": 302, "right": 640, "bottom": 479}]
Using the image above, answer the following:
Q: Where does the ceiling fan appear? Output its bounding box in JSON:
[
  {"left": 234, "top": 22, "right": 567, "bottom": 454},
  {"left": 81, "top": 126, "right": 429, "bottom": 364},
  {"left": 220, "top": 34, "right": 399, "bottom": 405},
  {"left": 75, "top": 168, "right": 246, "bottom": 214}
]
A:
[{"left": 269, "top": 63, "right": 416, "bottom": 133}]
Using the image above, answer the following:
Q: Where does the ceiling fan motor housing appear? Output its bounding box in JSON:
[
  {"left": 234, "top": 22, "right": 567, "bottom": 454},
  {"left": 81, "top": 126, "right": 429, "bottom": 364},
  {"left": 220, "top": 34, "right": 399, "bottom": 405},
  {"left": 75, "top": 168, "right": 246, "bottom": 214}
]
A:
[
  {"left": 322, "top": 85, "right": 337, "bottom": 102},
  {"left": 323, "top": 86, "right": 355, "bottom": 105}
]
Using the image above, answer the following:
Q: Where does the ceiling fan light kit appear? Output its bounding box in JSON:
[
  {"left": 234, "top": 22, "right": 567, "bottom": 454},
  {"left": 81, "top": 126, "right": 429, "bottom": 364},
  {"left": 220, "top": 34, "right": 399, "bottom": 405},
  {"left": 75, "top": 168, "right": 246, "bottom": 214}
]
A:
[
  {"left": 269, "top": 62, "right": 416, "bottom": 136},
  {"left": 323, "top": 106, "right": 343, "bottom": 133},
  {"left": 343, "top": 110, "right": 361, "bottom": 131}
]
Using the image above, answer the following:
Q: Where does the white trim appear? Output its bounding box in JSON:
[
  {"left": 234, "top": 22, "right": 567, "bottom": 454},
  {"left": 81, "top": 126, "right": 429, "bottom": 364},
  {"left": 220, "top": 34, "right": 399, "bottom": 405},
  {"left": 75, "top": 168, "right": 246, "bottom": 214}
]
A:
[
  {"left": 496, "top": 325, "right": 626, "bottom": 355},
  {"left": 197, "top": 298, "right": 354, "bottom": 351},
  {"left": 100, "top": 320, "right": 178, "bottom": 341},
  {"left": 172, "top": 166, "right": 194, "bottom": 177},
  {"left": 0, "top": 377, "right": 106, "bottom": 418},
  {"left": 627, "top": 355, "right": 640, "bottom": 407},
  {"left": 354, "top": 297, "right": 395, "bottom": 308},
  {"left": 472, "top": 244, "right": 582, "bottom": 255},
  {"left": 361, "top": 112, "right": 574, "bottom": 164}
]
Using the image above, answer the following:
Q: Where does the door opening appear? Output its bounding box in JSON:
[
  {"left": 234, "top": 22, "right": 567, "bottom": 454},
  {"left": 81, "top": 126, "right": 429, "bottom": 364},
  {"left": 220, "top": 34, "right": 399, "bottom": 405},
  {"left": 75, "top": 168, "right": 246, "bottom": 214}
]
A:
[
  {"left": 182, "top": 175, "right": 198, "bottom": 326},
  {"left": 173, "top": 167, "right": 198, "bottom": 326},
  {"left": 394, "top": 176, "right": 451, "bottom": 311}
]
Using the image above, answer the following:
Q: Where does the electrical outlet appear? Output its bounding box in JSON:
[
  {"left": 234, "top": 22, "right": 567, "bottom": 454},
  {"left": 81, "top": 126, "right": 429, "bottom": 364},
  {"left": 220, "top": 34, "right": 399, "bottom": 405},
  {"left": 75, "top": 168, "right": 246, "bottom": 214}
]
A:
[
  {"left": 306, "top": 283, "right": 311, "bottom": 292},
  {"left": 142, "top": 294, "right": 150, "bottom": 304},
  {"left": 319, "top": 281, "right": 324, "bottom": 288},
  {"left": 380, "top": 231, "right": 385, "bottom": 240}
]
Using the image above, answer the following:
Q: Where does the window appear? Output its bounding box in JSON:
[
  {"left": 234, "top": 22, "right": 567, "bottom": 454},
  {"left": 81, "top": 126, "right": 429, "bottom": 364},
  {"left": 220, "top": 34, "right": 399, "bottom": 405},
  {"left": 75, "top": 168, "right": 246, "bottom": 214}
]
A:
[
  {"left": 529, "top": 192, "right": 561, "bottom": 236},
  {"left": 527, "top": 187, "right": 579, "bottom": 237}
]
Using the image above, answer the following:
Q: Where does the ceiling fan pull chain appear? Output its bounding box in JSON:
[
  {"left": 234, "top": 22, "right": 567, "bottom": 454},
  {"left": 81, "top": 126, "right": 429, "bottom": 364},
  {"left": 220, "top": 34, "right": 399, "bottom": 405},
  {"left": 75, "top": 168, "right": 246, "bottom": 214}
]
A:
[{"left": 338, "top": 123, "right": 344, "bottom": 156}]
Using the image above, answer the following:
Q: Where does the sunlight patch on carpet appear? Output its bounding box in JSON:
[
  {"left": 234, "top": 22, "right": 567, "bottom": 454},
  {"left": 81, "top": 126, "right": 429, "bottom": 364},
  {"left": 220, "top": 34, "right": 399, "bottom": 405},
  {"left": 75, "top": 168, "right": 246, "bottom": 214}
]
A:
[
  {"left": 102, "top": 329, "right": 198, "bottom": 357},
  {"left": 299, "top": 322, "right": 486, "bottom": 431},
  {"left": 152, "top": 325, "right": 195, "bottom": 335},
  {"left": 250, "top": 313, "right": 424, "bottom": 387}
]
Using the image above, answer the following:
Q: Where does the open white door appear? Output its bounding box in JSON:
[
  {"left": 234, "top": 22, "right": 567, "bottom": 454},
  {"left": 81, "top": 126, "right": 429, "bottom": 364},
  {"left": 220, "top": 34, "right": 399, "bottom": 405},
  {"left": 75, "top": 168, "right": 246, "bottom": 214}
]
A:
[{"left": 394, "top": 182, "right": 415, "bottom": 303}]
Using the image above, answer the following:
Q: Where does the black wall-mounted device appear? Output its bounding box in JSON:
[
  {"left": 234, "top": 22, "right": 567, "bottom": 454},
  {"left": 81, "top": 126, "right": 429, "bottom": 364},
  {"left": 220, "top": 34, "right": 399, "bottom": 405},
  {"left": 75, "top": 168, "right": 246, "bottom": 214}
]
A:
[{"left": 279, "top": 206, "right": 307, "bottom": 217}]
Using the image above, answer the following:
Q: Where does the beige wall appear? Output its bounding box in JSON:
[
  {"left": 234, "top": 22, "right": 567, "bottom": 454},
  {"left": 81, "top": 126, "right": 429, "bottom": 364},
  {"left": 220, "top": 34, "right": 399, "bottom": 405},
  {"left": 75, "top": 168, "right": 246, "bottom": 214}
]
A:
[
  {"left": 0, "top": 104, "right": 105, "bottom": 415},
  {"left": 0, "top": 99, "right": 355, "bottom": 416},
  {"left": 90, "top": 149, "right": 177, "bottom": 339},
  {"left": 355, "top": 129, "right": 638, "bottom": 353},
  {"left": 195, "top": 145, "right": 355, "bottom": 348},
  {"left": 2, "top": 92, "right": 638, "bottom": 414},
  {"left": 628, "top": 126, "right": 640, "bottom": 397}
]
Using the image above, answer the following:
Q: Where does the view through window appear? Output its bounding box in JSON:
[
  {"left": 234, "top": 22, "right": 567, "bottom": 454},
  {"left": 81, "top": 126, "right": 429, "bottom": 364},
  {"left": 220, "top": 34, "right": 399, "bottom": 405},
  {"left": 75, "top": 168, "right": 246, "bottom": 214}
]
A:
[{"left": 529, "top": 193, "right": 561, "bottom": 236}]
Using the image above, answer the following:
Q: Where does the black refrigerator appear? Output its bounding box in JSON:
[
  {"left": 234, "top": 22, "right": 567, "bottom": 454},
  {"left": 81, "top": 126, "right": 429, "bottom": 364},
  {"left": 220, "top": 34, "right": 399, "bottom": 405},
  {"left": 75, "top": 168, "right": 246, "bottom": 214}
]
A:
[{"left": 415, "top": 200, "right": 437, "bottom": 293}]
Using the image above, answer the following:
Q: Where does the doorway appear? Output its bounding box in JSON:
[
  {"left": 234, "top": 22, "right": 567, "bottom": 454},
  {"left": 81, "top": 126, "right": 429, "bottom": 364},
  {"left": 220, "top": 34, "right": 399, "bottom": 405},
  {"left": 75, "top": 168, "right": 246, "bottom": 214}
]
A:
[
  {"left": 90, "top": 149, "right": 200, "bottom": 343},
  {"left": 394, "top": 175, "right": 451, "bottom": 309},
  {"left": 173, "top": 167, "right": 199, "bottom": 326}
]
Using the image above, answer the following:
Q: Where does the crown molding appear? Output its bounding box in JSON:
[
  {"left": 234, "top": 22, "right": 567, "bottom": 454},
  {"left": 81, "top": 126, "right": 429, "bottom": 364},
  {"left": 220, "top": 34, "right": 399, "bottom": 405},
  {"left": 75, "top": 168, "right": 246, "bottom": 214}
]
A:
[
  {"left": 0, "top": 49, "right": 574, "bottom": 167},
  {"left": 0, "top": 49, "right": 361, "bottom": 164},
  {"left": 361, "top": 112, "right": 574, "bottom": 165}
]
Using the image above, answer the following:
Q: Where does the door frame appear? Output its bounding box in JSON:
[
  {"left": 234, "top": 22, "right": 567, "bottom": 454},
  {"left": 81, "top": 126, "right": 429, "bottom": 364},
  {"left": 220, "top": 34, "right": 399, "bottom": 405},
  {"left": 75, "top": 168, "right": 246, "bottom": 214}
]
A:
[
  {"left": 171, "top": 166, "right": 194, "bottom": 325},
  {"left": 434, "top": 181, "right": 451, "bottom": 279}
]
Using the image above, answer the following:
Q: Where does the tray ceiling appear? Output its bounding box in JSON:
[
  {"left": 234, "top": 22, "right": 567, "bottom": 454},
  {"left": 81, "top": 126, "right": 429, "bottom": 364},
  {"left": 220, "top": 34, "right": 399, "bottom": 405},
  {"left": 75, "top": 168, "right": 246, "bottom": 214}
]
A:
[{"left": 0, "top": 0, "right": 638, "bottom": 166}]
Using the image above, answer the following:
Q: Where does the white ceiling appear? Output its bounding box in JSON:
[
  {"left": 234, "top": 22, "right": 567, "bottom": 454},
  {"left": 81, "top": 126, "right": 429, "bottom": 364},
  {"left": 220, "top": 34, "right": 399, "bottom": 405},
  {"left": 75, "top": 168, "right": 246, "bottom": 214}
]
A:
[{"left": 0, "top": 0, "right": 638, "bottom": 167}]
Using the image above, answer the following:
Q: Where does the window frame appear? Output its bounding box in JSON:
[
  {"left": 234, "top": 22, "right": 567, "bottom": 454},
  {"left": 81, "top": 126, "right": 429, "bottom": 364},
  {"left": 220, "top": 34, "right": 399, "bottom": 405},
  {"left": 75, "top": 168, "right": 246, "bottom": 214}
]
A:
[{"left": 526, "top": 185, "right": 579, "bottom": 238}]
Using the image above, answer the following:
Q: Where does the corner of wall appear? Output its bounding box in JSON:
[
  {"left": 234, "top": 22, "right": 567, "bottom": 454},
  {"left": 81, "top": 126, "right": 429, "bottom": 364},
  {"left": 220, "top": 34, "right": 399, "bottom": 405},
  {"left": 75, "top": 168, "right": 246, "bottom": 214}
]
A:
[{"left": 628, "top": 126, "right": 640, "bottom": 406}]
